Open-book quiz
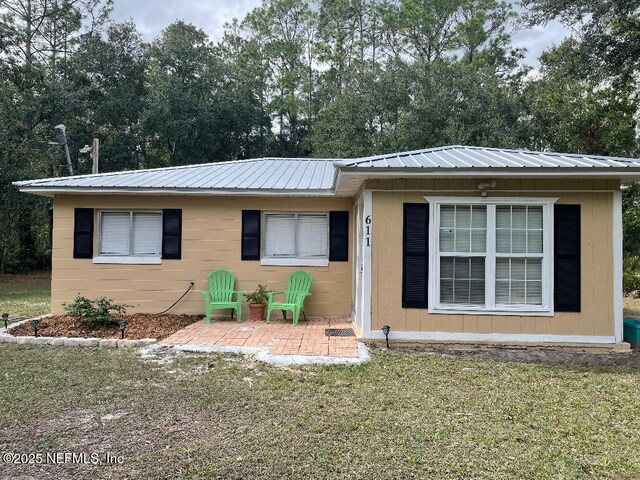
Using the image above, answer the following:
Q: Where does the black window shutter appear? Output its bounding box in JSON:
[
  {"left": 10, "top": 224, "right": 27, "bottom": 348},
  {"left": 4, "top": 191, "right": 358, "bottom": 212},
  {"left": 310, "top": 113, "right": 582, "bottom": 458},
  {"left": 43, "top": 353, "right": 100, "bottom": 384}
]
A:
[
  {"left": 402, "top": 203, "right": 429, "bottom": 308},
  {"left": 329, "top": 211, "right": 349, "bottom": 261},
  {"left": 162, "top": 209, "right": 182, "bottom": 260},
  {"left": 554, "top": 204, "right": 581, "bottom": 312},
  {"left": 241, "top": 210, "right": 261, "bottom": 260},
  {"left": 73, "top": 208, "right": 94, "bottom": 259}
]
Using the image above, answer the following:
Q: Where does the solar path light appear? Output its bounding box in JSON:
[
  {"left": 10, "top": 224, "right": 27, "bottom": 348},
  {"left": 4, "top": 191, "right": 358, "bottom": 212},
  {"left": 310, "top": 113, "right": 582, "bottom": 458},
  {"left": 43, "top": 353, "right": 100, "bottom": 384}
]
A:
[{"left": 382, "top": 325, "right": 391, "bottom": 349}]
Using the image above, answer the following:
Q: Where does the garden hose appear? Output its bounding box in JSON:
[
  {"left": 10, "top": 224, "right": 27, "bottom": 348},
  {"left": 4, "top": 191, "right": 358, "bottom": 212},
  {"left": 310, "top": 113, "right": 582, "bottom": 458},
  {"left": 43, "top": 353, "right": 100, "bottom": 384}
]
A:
[{"left": 155, "top": 281, "right": 195, "bottom": 315}]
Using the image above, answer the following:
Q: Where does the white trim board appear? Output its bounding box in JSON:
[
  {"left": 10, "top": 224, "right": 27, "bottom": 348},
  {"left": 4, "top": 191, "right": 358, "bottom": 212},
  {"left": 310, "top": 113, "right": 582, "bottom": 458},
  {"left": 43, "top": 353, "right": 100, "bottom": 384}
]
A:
[
  {"left": 260, "top": 258, "right": 329, "bottom": 267},
  {"left": 93, "top": 256, "right": 161, "bottom": 265},
  {"left": 369, "top": 189, "right": 621, "bottom": 193},
  {"left": 423, "top": 196, "right": 559, "bottom": 205},
  {"left": 613, "top": 191, "right": 623, "bottom": 342},
  {"left": 360, "top": 190, "right": 373, "bottom": 338},
  {"left": 365, "top": 330, "right": 617, "bottom": 344},
  {"left": 339, "top": 170, "right": 640, "bottom": 179},
  {"left": 17, "top": 187, "right": 339, "bottom": 197}
]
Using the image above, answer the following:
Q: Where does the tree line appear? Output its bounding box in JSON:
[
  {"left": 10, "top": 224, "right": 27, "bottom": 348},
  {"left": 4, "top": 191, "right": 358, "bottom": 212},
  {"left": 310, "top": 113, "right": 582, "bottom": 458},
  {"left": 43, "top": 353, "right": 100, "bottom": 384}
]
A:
[{"left": 0, "top": 0, "right": 638, "bottom": 272}]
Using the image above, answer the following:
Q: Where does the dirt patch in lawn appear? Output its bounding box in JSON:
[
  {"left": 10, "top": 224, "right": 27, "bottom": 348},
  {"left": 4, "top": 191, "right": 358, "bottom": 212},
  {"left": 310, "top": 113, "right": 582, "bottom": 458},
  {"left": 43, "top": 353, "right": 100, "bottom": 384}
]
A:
[
  {"left": 9, "top": 313, "right": 202, "bottom": 340},
  {"left": 366, "top": 342, "right": 640, "bottom": 366}
]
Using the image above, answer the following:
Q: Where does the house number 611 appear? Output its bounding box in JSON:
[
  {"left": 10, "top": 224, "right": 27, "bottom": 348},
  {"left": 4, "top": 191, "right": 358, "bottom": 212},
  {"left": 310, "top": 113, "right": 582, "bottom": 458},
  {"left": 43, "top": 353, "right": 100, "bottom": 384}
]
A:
[{"left": 365, "top": 215, "right": 371, "bottom": 247}]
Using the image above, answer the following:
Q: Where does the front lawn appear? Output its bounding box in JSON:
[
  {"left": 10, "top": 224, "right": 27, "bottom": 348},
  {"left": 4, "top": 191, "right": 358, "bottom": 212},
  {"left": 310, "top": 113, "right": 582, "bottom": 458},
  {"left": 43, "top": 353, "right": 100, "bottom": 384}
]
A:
[
  {"left": 0, "top": 271, "right": 50, "bottom": 319},
  {"left": 1, "top": 345, "right": 639, "bottom": 479}
]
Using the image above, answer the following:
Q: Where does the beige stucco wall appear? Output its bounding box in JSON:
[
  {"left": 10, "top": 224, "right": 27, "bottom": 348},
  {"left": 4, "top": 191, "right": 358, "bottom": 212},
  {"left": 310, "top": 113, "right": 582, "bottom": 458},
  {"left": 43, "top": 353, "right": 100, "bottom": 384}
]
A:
[
  {"left": 369, "top": 178, "right": 619, "bottom": 337},
  {"left": 51, "top": 195, "right": 354, "bottom": 318}
]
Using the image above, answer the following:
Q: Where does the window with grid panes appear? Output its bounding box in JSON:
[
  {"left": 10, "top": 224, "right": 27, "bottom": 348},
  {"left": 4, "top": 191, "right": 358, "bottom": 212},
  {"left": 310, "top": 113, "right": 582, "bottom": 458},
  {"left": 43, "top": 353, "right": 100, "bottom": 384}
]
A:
[{"left": 430, "top": 198, "right": 553, "bottom": 314}]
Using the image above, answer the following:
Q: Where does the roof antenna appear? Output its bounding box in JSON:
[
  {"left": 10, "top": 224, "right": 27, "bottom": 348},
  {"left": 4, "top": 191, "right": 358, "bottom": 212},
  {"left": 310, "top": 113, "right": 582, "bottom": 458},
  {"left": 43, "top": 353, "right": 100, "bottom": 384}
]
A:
[{"left": 54, "top": 124, "right": 74, "bottom": 176}]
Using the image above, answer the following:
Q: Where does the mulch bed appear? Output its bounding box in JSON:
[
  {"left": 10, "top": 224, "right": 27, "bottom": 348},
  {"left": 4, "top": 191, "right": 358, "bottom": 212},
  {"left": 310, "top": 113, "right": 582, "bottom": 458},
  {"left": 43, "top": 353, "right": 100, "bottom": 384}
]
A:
[{"left": 9, "top": 314, "right": 203, "bottom": 340}]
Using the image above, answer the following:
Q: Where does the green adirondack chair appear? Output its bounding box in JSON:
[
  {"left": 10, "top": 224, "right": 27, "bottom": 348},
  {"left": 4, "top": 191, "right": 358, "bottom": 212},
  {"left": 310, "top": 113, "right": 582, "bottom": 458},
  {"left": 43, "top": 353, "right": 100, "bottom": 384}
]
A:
[
  {"left": 266, "top": 270, "right": 312, "bottom": 326},
  {"left": 202, "top": 269, "right": 243, "bottom": 323}
]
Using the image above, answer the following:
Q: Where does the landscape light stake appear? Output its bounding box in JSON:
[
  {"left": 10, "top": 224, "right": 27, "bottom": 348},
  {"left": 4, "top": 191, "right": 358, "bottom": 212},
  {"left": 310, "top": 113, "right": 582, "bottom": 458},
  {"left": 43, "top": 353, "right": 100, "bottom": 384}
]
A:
[
  {"left": 2, "top": 313, "right": 8, "bottom": 329},
  {"left": 31, "top": 318, "right": 40, "bottom": 337},
  {"left": 382, "top": 325, "right": 391, "bottom": 349},
  {"left": 119, "top": 320, "right": 127, "bottom": 339}
]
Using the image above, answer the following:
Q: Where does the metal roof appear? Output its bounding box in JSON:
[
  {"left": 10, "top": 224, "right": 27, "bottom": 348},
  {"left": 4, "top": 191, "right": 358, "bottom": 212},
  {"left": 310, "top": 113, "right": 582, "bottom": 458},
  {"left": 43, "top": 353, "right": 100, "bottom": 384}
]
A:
[
  {"left": 15, "top": 158, "right": 338, "bottom": 193},
  {"left": 339, "top": 146, "right": 640, "bottom": 169},
  {"left": 14, "top": 146, "right": 640, "bottom": 196}
]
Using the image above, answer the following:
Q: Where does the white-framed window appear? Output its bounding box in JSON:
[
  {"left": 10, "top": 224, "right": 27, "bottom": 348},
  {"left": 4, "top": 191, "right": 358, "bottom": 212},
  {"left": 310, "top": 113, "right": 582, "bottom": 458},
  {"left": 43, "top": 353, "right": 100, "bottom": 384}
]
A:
[
  {"left": 426, "top": 197, "right": 556, "bottom": 315},
  {"left": 94, "top": 210, "right": 162, "bottom": 264},
  {"left": 261, "top": 212, "right": 329, "bottom": 266}
]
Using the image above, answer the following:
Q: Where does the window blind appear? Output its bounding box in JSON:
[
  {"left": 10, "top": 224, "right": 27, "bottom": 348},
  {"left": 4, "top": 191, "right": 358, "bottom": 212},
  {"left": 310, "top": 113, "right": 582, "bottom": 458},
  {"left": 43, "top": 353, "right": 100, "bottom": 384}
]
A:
[
  {"left": 99, "top": 211, "right": 162, "bottom": 257},
  {"left": 439, "top": 205, "right": 486, "bottom": 253},
  {"left": 99, "top": 212, "right": 130, "bottom": 255},
  {"left": 496, "top": 206, "right": 543, "bottom": 254},
  {"left": 439, "top": 205, "right": 487, "bottom": 305},
  {"left": 297, "top": 214, "right": 328, "bottom": 257},
  {"left": 264, "top": 214, "right": 296, "bottom": 257},
  {"left": 440, "top": 257, "right": 485, "bottom": 305},
  {"left": 495, "top": 258, "right": 542, "bottom": 305},
  {"left": 495, "top": 206, "right": 543, "bottom": 305},
  {"left": 263, "top": 213, "right": 329, "bottom": 259},
  {"left": 132, "top": 212, "right": 162, "bottom": 256}
]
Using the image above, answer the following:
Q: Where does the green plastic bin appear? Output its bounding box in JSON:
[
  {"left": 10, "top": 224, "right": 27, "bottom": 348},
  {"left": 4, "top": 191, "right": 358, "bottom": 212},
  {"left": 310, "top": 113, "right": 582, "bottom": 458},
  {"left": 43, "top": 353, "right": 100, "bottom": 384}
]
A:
[{"left": 623, "top": 318, "right": 640, "bottom": 349}]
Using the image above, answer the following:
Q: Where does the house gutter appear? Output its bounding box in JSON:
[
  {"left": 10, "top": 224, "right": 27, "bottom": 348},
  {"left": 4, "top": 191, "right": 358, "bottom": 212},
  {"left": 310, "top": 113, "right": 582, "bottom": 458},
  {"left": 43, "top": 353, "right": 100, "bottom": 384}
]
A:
[
  {"left": 14, "top": 186, "right": 340, "bottom": 197},
  {"left": 337, "top": 166, "right": 640, "bottom": 179}
]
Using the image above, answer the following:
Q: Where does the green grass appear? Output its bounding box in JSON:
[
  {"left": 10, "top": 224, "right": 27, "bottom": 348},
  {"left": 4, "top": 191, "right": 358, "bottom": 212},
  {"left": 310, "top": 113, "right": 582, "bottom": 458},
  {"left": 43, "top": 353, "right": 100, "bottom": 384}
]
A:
[
  {"left": 1, "top": 276, "right": 639, "bottom": 478},
  {"left": 0, "top": 271, "right": 51, "bottom": 319},
  {"left": 0, "top": 345, "right": 639, "bottom": 479}
]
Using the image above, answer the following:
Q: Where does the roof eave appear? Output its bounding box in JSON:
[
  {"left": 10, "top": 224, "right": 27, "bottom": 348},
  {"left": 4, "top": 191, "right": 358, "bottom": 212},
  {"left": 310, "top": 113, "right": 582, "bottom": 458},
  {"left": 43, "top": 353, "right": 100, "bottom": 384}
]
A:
[
  {"left": 339, "top": 167, "right": 640, "bottom": 179},
  {"left": 15, "top": 186, "right": 342, "bottom": 197}
]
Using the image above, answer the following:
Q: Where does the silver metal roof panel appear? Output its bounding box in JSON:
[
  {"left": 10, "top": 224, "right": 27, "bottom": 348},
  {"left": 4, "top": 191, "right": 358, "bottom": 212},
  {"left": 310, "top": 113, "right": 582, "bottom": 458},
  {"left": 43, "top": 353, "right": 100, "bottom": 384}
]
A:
[
  {"left": 344, "top": 146, "right": 640, "bottom": 169},
  {"left": 14, "top": 146, "right": 640, "bottom": 195}
]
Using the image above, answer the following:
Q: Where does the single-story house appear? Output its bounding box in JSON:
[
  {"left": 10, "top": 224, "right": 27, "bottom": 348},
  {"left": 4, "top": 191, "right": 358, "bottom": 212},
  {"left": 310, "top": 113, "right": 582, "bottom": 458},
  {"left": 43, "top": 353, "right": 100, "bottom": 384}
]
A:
[{"left": 15, "top": 146, "right": 640, "bottom": 347}]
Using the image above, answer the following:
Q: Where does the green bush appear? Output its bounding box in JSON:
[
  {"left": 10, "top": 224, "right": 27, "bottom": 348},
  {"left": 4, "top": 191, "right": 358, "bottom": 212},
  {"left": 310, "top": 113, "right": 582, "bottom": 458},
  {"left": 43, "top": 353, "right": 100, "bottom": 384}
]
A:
[
  {"left": 623, "top": 256, "right": 640, "bottom": 293},
  {"left": 63, "top": 294, "right": 129, "bottom": 325}
]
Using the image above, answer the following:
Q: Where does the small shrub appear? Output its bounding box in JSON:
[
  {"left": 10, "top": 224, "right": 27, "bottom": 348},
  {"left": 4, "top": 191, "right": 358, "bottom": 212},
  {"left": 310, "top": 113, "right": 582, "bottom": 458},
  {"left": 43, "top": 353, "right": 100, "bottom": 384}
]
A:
[{"left": 63, "top": 294, "right": 129, "bottom": 325}]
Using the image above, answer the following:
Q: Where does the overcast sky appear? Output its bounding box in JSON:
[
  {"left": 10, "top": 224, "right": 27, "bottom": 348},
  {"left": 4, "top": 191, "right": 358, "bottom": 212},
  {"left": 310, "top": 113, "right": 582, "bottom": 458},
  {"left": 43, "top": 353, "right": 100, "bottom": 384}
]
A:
[{"left": 110, "top": 0, "right": 570, "bottom": 66}]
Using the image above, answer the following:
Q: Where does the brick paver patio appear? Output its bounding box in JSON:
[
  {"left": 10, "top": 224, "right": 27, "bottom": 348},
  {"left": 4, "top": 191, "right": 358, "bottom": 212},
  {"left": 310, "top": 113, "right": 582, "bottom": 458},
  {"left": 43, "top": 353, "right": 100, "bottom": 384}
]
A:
[{"left": 161, "top": 317, "right": 359, "bottom": 358}]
